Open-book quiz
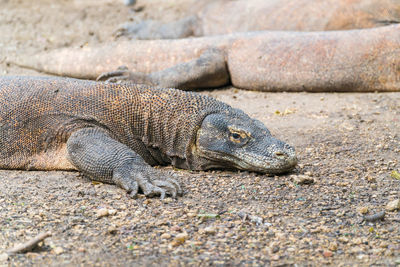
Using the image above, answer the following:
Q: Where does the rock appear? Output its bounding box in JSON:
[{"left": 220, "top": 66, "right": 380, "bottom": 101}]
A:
[
  {"left": 358, "top": 206, "right": 368, "bottom": 214},
  {"left": 386, "top": 199, "right": 400, "bottom": 211},
  {"left": 270, "top": 254, "right": 280, "bottom": 261},
  {"left": 53, "top": 247, "right": 64, "bottom": 255},
  {"left": 328, "top": 242, "right": 338, "bottom": 251},
  {"left": 169, "top": 232, "right": 188, "bottom": 247},
  {"left": 323, "top": 250, "right": 333, "bottom": 257},
  {"left": 291, "top": 175, "right": 314, "bottom": 185},
  {"left": 160, "top": 233, "right": 171, "bottom": 239},
  {"left": 107, "top": 226, "right": 117, "bottom": 234},
  {"left": 170, "top": 225, "right": 181, "bottom": 232},
  {"left": 175, "top": 232, "right": 188, "bottom": 243},
  {"left": 108, "top": 209, "right": 117, "bottom": 216},
  {"left": 204, "top": 226, "right": 216, "bottom": 235},
  {"left": 96, "top": 208, "right": 109, "bottom": 218}
]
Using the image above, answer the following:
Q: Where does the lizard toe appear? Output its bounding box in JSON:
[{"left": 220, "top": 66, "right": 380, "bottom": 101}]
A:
[
  {"left": 142, "top": 184, "right": 166, "bottom": 199},
  {"left": 152, "top": 180, "right": 178, "bottom": 199},
  {"left": 113, "top": 171, "right": 139, "bottom": 198},
  {"left": 165, "top": 175, "right": 182, "bottom": 196}
]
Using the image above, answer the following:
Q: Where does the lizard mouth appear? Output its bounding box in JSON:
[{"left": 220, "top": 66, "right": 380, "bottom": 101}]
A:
[{"left": 197, "top": 149, "right": 298, "bottom": 174}]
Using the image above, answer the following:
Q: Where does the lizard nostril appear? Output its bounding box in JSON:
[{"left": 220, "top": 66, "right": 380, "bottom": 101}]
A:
[{"left": 275, "top": 151, "right": 287, "bottom": 158}]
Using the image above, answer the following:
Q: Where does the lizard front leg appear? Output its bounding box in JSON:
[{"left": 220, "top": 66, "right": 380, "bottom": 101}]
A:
[
  {"left": 97, "top": 48, "right": 230, "bottom": 90},
  {"left": 66, "top": 127, "right": 181, "bottom": 199}
]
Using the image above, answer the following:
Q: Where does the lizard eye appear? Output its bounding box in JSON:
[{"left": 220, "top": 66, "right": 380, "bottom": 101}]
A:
[
  {"left": 228, "top": 129, "right": 249, "bottom": 145},
  {"left": 231, "top": 133, "right": 241, "bottom": 140}
]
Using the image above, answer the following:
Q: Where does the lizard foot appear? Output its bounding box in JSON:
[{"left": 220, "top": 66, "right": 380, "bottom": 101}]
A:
[{"left": 113, "top": 168, "right": 182, "bottom": 199}]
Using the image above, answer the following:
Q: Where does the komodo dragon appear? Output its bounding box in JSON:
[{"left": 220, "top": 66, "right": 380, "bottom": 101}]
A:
[
  {"left": 14, "top": 25, "right": 400, "bottom": 92},
  {"left": 0, "top": 76, "right": 297, "bottom": 198},
  {"left": 117, "top": 0, "right": 400, "bottom": 39}
]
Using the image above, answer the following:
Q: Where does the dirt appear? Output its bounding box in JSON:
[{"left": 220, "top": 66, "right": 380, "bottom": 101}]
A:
[{"left": 0, "top": 0, "right": 399, "bottom": 266}]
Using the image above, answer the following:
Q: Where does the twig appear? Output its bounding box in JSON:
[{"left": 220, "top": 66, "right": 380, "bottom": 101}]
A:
[{"left": 7, "top": 232, "right": 52, "bottom": 255}]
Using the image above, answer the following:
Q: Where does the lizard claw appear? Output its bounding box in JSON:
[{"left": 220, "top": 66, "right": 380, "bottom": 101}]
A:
[
  {"left": 113, "top": 166, "right": 181, "bottom": 199},
  {"left": 114, "top": 171, "right": 139, "bottom": 198},
  {"left": 97, "top": 66, "right": 130, "bottom": 83},
  {"left": 142, "top": 184, "right": 166, "bottom": 200},
  {"left": 152, "top": 180, "right": 178, "bottom": 198}
]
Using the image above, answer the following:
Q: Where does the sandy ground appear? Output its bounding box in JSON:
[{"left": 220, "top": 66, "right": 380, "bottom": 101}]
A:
[{"left": 0, "top": 0, "right": 399, "bottom": 266}]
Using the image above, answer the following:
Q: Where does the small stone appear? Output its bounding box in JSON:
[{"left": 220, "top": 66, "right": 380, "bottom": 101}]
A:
[
  {"left": 96, "top": 208, "right": 109, "bottom": 218},
  {"left": 323, "top": 250, "right": 333, "bottom": 257},
  {"left": 204, "top": 226, "right": 216, "bottom": 235},
  {"left": 108, "top": 209, "right": 117, "bottom": 216},
  {"left": 171, "top": 225, "right": 181, "bottom": 232},
  {"left": 169, "top": 232, "right": 188, "bottom": 247},
  {"left": 338, "top": 237, "right": 349, "bottom": 243},
  {"left": 328, "top": 242, "right": 338, "bottom": 251},
  {"left": 287, "top": 247, "right": 296, "bottom": 252},
  {"left": 108, "top": 226, "right": 117, "bottom": 234},
  {"left": 358, "top": 206, "right": 369, "bottom": 214},
  {"left": 160, "top": 233, "right": 171, "bottom": 239},
  {"left": 53, "top": 247, "right": 64, "bottom": 255},
  {"left": 270, "top": 254, "right": 280, "bottom": 261},
  {"left": 78, "top": 247, "right": 86, "bottom": 252},
  {"left": 291, "top": 175, "right": 314, "bottom": 185},
  {"left": 386, "top": 199, "right": 400, "bottom": 211},
  {"left": 175, "top": 232, "right": 188, "bottom": 243}
]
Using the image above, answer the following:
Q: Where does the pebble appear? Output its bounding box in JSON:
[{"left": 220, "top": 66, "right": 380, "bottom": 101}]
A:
[
  {"left": 328, "top": 242, "right": 338, "bottom": 251},
  {"left": 386, "top": 199, "right": 400, "bottom": 211},
  {"left": 175, "top": 232, "right": 188, "bottom": 242},
  {"left": 96, "top": 208, "right": 109, "bottom": 218},
  {"left": 53, "top": 247, "right": 64, "bottom": 255},
  {"left": 323, "top": 250, "right": 333, "bottom": 257},
  {"left": 270, "top": 254, "right": 280, "bottom": 261},
  {"left": 169, "top": 232, "right": 188, "bottom": 247},
  {"left": 108, "top": 209, "right": 117, "bottom": 216},
  {"left": 358, "top": 206, "right": 368, "bottom": 214},
  {"left": 203, "top": 226, "right": 216, "bottom": 235},
  {"left": 161, "top": 233, "right": 171, "bottom": 239},
  {"left": 171, "top": 225, "right": 181, "bottom": 232},
  {"left": 352, "top": 238, "right": 362, "bottom": 245},
  {"left": 291, "top": 175, "right": 314, "bottom": 185}
]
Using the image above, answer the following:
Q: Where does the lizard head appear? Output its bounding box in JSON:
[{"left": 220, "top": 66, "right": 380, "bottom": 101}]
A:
[{"left": 193, "top": 112, "right": 297, "bottom": 174}]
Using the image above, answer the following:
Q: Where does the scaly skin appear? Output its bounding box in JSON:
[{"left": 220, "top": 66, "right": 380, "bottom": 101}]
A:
[
  {"left": 13, "top": 25, "right": 400, "bottom": 92},
  {"left": 0, "top": 76, "right": 297, "bottom": 198},
  {"left": 116, "top": 0, "right": 400, "bottom": 39}
]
